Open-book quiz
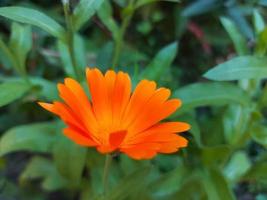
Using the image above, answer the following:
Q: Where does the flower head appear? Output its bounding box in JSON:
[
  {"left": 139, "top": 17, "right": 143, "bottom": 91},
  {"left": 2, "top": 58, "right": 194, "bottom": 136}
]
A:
[{"left": 38, "top": 68, "right": 190, "bottom": 159}]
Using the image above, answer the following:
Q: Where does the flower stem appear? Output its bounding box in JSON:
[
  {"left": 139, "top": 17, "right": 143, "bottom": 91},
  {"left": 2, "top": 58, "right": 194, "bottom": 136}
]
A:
[
  {"left": 102, "top": 154, "right": 112, "bottom": 196},
  {"left": 111, "top": 0, "right": 136, "bottom": 69},
  {"left": 63, "top": 1, "right": 81, "bottom": 81}
]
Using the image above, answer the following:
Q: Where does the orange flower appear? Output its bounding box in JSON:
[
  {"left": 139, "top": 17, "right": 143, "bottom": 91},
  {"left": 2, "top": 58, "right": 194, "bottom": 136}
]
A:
[{"left": 38, "top": 68, "right": 190, "bottom": 159}]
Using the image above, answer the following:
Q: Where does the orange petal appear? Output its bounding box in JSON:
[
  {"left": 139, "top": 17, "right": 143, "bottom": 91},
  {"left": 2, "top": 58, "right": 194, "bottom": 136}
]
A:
[
  {"left": 111, "top": 71, "right": 131, "bottom": 129},
  {"left": 86, "top": 68, "right": 112, "bottom": 129},
  {"left": 120, "top": 143, "right": 159, "bottom": 160},
  {"left": 53, "top": 101, "right": 87, "bottom": 133},
  {"left": 63, "top": 128, "right": 97, "bottom": 146},
  {"left": 158, "top": 136, "right": 188, "bottom": 153},
  {"left": 129, "top": 99, "right": 181, "bottom": 134},
  {"left": 38, "top": 102, "right": 57, "bottom": 114},
  {"left": 127, "top": 88, "right": 172, "bottom": 134},
  {"left": 122, "top": 80, "right": 156, "bottom": 128},
  {"left": 109, "top": 130, "right": 127, "bottom": 148},
  {"left": 64, "top": 78, "right": 98, "bottom": 132}
]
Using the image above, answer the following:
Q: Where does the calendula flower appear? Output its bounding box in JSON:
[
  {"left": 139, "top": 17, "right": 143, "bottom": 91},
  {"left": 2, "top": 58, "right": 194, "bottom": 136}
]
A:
[{"left": 38, "top": 68, "right": 190, "bottom": 159}]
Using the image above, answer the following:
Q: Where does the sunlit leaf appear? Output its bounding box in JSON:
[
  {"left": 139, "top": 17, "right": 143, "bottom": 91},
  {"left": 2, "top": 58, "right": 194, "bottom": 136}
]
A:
[
  {"left": 204, "top": 56, "right": 267, "bottom": 81},
  {"left": 0, "top": 7, "right": 66, "bottom": 40}
]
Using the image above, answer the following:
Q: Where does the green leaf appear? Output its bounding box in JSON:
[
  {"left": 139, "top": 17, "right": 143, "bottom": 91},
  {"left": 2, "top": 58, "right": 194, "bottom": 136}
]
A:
[
  {"left": 135, "top": 0, "right": 179, "bottom": 9},
  {"left": 0, "top": 7, "right": 66, "bottom": 40},
  {"left": 201, "top": 168, "right": 235, "bottom": 200},
  {"left": 0, "top": 81, "right": 31, "bottom": 107},
  {"left": 220, "top": 17, "right": 248, "bottom": 55},
  {"left": 0, "top": 38, "right": 19, "bottom": 71},
  {"left": 9, "top": 23, "right": 32, "bottom": 72},
  {"left": 106, "top": 167, "right": 151, "bottom": 200},
  {"left": 172, "top": 174, "right": 207, "bottom": 199},
  {"left": 182, "top": 0, "right": 220, "bottom": 17},
  {"left": 223, "top": 151, "right": 251, "bottom": 184},
  {"left": 173, "top": 82, "right": 250, "bottom": 114},
  {"left": 97, "top": 1, "right": 120, "bottom": 40},
  {"left": 20, "top": 156, "right": 67, "bottom": 191},
  {"left": 53, "top": 136, "right": 87, "bottom": 187},
  {"left": 250, "top": 123, "right": 267, "bottom": 148},
  {"left": 201, "top": 145, "right": 231, "bottom": 167},
  {"left": 141, "top": 42, "right": 178, "bottom": 81},
  {"left": 57, "top": 34, "right": 86, "bottom": 77},
  {"left": 150, "top": 163, "right": 189, "bottom": 198},
  {"left": 253, "top": 9, "right": 265, "bottom": 34},
  {"left": 204, "top": 56, "right": 267, "bottom": 81},
  {"left": 73, "top": 0, "right": 104, "bottom": 31},
  {"left": 223, "top": 105, "right": 251, "bottom": 146},
  {"left": 0, "top": 122, "right": 59, "bottom": 156},
  {"left": 0, "top": 77, "right": 58, "bottom": 101},
  {"left": 256, "top": 27, "right": 267, "bottom": 55},
  {"left": 244, "top": 160, "right": 267, "bottom": 182}
]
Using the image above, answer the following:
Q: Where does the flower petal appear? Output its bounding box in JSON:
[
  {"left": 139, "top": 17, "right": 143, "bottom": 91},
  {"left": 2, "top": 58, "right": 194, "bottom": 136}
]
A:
[
  {"left": 63, "top": 127, "right": 97, "bottom": 146},
  {"left": 129, "top": 99, "right": 181, "bottom": 134},
  {"left": 122, "top": 80, "right": 156, "bottom": 128},
  {"left": 111, "top": 71, "right": 131, "bottom": 129},
  {"left": 86, "top": 68, "right": 112, "bottom": 129}
]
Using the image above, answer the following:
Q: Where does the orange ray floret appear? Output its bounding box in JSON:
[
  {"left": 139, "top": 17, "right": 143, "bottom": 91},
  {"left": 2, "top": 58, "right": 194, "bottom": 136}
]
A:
[{"left": 38, "top": 68, "right": 190, "bottom": 160}]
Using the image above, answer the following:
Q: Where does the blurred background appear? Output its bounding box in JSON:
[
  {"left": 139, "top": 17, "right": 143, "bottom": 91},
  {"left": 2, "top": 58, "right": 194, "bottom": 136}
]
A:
[{"left": 0, "top": 0, "right": 267, "bottom": 199}]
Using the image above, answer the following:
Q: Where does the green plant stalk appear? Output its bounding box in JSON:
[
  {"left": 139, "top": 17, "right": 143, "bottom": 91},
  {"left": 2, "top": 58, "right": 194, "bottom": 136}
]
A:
[
  {"left": 63, "top": 2, "right": 81, "bottom": 81},
  {"left": 102, "top": 154, "right": 112, "bottom": 197},
  {"left": 111, "top": 0, "right": 135, "bottom": 69}
]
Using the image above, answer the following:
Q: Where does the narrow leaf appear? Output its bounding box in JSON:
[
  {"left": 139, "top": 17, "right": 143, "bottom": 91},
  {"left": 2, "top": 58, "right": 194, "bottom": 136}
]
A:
[
  {"left": 174, "top": 82, "right": 250, "bottom": 114},
  {"left": 97, "top": 1, "right": 120, "bottom": 40},
  {"left": 220, "top": 17, "right": 248, "bottom": 55},
  {"left": 9, "top": 23, "right": 32, "bottom": 71},
  {"left": 73, "top": 0, "right": 104, "bottom": 30},
  {"left": 204, "top": 56, "right": 267, "bottom": 81},
  {"left": 0, "top": 7, "right": 66, "bottom": 40},
  {"left": 141, "top": 42, "right": 178, "bottom": 80}
]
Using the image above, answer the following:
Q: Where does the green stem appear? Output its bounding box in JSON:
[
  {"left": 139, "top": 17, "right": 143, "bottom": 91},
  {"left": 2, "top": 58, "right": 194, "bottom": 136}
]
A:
[
  {"left": 63, "top": 2, "right": 81, "bottom": 81},
  {"left": 111, "top": 0, "right": 135, "bottom": 69},
  {"left": 102, "top": 154, "right": 112, "bottom": 196}
]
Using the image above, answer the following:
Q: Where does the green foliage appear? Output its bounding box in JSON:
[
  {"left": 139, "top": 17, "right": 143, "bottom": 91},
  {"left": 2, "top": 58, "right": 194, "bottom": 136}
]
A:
[
  {"left": 0, "top": 81, "right": 31, "bottom": 107},
  {"left": 0, "top": 122, "right": 59, "bottom": 156},
  {"left": 73, "top": 0, "right": 104, "bottom": 31},
  {"left": 0, "top": 6, "right": 66, "bottom": 41},
  {"left": 0, "top": 0, "right": 267, "bottom": 199},
  {"left": 204, "top": 56, "right": 267, "bottom": 81}
]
